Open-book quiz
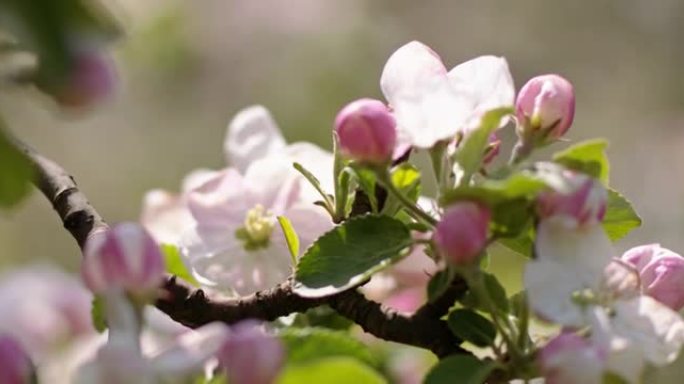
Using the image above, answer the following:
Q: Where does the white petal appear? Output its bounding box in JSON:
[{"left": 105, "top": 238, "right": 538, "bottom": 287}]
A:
[
  {"left": 186, "top": 169, "right": 253, "bottom": 228},
  {"left": 224, "top": 105, "right": 287, "bottom": 172},
  {"left": 524, "top": 260, "right": 593, "bottom": 327},
  {"left": 150, "top": 322, "right": 229, "bottom": 376},
  {"left": 380, "top": 41, "right": 474, "bottom": 148},
  {"left": 447, "top": 55, "right": 515, "bottom": 126},
  {"left": 536, "top": 220, "right": 614, "bottom": 273},
  {"left": 611, "top": 296, "right": 684, "bottom": 365}
]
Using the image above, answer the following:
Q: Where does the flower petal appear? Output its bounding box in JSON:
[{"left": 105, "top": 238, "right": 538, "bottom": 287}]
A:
[
  {"left": 150, "top": 322, "right": 229, "bottom": 376},
  {"left": 224, "top": 105, "right": 287, "bottom": 172},
  {"left": 447, "top": 55, "right": 515, "bottom": 130},
  {"left": 380, "top": 41, "right": 474, "bottom": 148},
  {"left": 535, "top": 220, "right": 614, "bottom": 273},
  {"left": 140, "top": 190, "right": 195, "bottom": 245}
]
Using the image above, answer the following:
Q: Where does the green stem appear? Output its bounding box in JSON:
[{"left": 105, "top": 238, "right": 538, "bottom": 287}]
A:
[
  {"left": 332, "top": 137, "right": 349, "bottom": 222},
  {"left": 508, "top": 140, "right": 533, "bottom": 166},
  {"left": 377, "top": 171, "right": 437, "bottom": 226}
]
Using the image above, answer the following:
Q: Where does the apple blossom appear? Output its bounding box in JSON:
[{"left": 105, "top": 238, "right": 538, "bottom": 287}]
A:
[
  {"left": 536, "top": 170, "right": 607, "bottom": 229},
  {"left": 380, "top": 41, "right": 514, "bottom": 148},
  {"left": 621, "top": 244, "right": 684, "bottom": 311},
  {"left": 50, "top": 50, "right": 116, "bottom": 108},
  {"left": 433, "top": 202, "right": 490, "bottom": 265},
  {"left": 334, "top": 98, "right": 397, "bottom": 164},
  {"left": 217, "top": 321, "right": 284, "bottom": 384},
  {"left": 0, "top": 335, "right": 34, "bottom": 384},
  {"left": 538, "top": 332, "right": 605, "bottom": 384},
  {"left": 81, "top": 223, "right": 165, "bottom": 296},
  {"left": 515, "top": 74, "right": 575, "bottom": 143}
]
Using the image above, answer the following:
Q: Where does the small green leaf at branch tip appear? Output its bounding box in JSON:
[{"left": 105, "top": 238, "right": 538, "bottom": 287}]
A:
[
  {"left": 447, "top": 308, "right": 497, "bottom": 347},
  {"left": 382, "top": 163, "right": 421, "bottom": 217},
  {"left": 160, "top": 244, "right": 200, "bottom": 287},
  {"left": 293, "top": 162, "right": 334, "bottom": 209},
  {"left": 603, "top": 188, "right": 642, "bottom": 242},
  {"left": 424, "top": 355, "right": 498, "bottom": 384},
  {"left": 452, "top": 107, "right": 513, "bottom": 186},
  {"left": 91, "top": 295, "right": 107, "bottom": 333},
  {"left": 277, "top": 216, "right": 300, "bottom": 264},
  {"left": 277, "top": 357, "right": 386, "bottom": 384},
  {"left": 349, "top": 165, "right": 379, "bottom": 213},
  {"left": 293, "top": 215, "right": 413, "bottom": 298},
  {"left": 552, "top": 139, "right": 610, "bottom": 184},
  {"left": 279, "top": 327, "right": 378, "bottom": 367},
  {"left": 0, "top": 128, "right": 34, "bottom": 208}
]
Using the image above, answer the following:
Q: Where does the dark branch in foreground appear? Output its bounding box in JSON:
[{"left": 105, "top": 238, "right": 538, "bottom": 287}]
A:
[{"left": 18, "top": 138, "right": 467, "bottom": 358}]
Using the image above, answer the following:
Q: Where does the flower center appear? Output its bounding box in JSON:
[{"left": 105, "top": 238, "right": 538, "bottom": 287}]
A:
[{"left": 235, "top": 204, "right": 274, "bottom": 250}]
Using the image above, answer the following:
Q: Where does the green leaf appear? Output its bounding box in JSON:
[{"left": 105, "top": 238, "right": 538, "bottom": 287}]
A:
[
  {"left": 482, "top": 272, "right": 509, "bottom": 313},
  {"left": 553, "top": 139, "right": 609, "bottom": 184},
  {"left": 603, "top": 372, "right": 630, "bottom": 384},
  {"left": 424, "top": 355, "right": 497, "bottom": 384},
  {"left": 602, "top": 188, "right": 641, "bottom": 242},
  {"left": 441, "top": 171, "right": 548, "bottom": 207},
  {"left": 291, "top": 306, "right": 354, "bottom": 330},
  {"left": 160, "top": 244, "right": 200, "bottom": 287},
  {"left": 293, "top": 162, "right": 334, "bottom": 211},
  {"left": 277, "top": 357, "right": 386, "bottom": 384},
  {"left": 294, "top": 215, "right": 413, "bottom": 298},
  {"left": 497, "top": 234, "right": 535, "bottom": 258},
  {"left": 279, "top": 327, "right": 377, "bottom": 367},
  {"left": 427, "top": 268, "right": 454, "bottom": 302},
  {"left": 277, "top": 216, "right": 300, "bottom": 264},
  {"left": 490, "top": 198, "right": 533, "bottom": 239},
  {"left": 382, "top": 163, "right": 421, "bottom": 217},
  {"left": 447, "top": 309, "right": 497, "bottom": 347},
  {"left": 91, "top": 295, "right": 107, "bottom": 333},
  {"left": 350, "top": 166, "right": 379, "bottom": 213},
  {"left": 0, "top": 129, "right": 34, "bottom": 208},
  {"left": 452, "top": 107, "right": 513, "bottom": 185}
]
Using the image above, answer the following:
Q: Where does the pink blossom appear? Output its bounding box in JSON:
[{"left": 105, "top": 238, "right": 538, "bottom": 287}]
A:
[
  {"left": 380, "top": 41, "right": 514, "bottom": 148},
  {"left": 433, "top": 202, "right": 490, "bottom": 265},
  {"left": 0, "top": 335, "right": 33, "bottom": 384},
  {"left": 81, "top": 223, "right": 165, "bottom": 296},
  {"left": 621, "top": 244, "right": 684, "bottom": 311},
  {"left": 538, "top": 332, "right": 605, "bottom": 384},
  {"left": 516, "top": 74, "right": 575, "bottom": 142},
  {"left": 536, "top": 171, "right": 607, "bottom": 229},
  {"left": 218, "top": 321, "right": 284, "bottom": 384},
  {"left": 335, "top": 98, "right": 397, "bottom": 164}
]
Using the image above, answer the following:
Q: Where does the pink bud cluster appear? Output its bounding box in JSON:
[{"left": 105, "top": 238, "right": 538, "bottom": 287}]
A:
[
  {"left": 515, "top": 74, "right": 575, "bottom": 143},
  {"left": 536, "top": 171, "right": 607, "bottom": 228},
  {"left": 621, "top": 244, "right": 684, "bottom": 311},
  {"left": 81, "top": 223, "right": 165, "bottom": 295},
  {"left": 335, "top": 98, "right": 397, "bottom": 165},
  {"left": 0, "top": 335, "right": 33, "bottom": 384},
  {"left": 433, "top": 202, "right": 491, "bottom": 265},
  {"left": 218, "top": 321, "right": 284, "bottom": 384},
  {"left": 54, "top": 50, "right": 116, "bottom": 108}
]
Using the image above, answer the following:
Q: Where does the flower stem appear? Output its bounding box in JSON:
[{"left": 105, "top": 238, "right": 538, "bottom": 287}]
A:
[{"left": 377, "top": 171, "right": 437, "bottom": 226}]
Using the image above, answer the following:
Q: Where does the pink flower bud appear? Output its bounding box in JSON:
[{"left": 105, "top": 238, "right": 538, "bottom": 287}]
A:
[
  {"left": 81, "top": 223, "right": 165, "bottom": 295},
  {"left": 536, "top": 171, "right": 607, "bottom": 228},
  {"left": 515, "top": 74, "right": 575, "bottom": 142},
  {"left": 621, "top": 244, "right": 684, "bottom": 311},
  {"left": 538, "top": 332, "right": 605, "bottom": 384},
  {"left": 0, "top": 335, "right": 33, "bottom": 384},
  {"left": 335, "top": 98, "right": 397, "bottom": 165},
  {"left": 433, "top": 202, "right": 490, "bottom": 265},
  {"left": 218, "top": 321, "right": 284, "bottom": 384},
  {"left": 51, "top": 50, "right": 116, "bottom": 108}
]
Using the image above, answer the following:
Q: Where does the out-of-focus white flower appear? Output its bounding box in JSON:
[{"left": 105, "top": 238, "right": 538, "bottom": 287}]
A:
[
  {"left": 380, "top": 41, "right": 514, "bottom": 148},
  {"left": 141, "top": 105, "right": 333, "bottom": 295},
  {"left": 0, "top": 265, "right": 93, "bottom": 358}
]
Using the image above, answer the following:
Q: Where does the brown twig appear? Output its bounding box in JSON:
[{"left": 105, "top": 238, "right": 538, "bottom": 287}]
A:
[{"left": 17, "top": 138, "right": 467, "bottom": 358}]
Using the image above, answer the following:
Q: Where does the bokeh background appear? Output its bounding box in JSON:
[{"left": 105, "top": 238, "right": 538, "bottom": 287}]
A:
[{"left": 2, "top": 0, "right": 684, "bottom": 290}]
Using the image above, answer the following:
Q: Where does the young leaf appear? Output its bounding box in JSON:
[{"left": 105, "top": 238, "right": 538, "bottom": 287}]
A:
[
  {"left": 277, "top": 216, "right": 300, "bottom": 264},
  {"left": 160, "top": 244, "right": 200, "bottom": 287},
  {"left": 447, "top": 309, "right": 497, "bottom": 347},
  {"left": 602, "top": 188, "right": 641, "bottom": 242},
  {"left": 277, "top": 357, "right": 386, "bottom": 384},
  {"left": 553, "top": 139, "right": 609, "bottom": 184},
  {"left": 452, "top": 107, "right": 513, "bottom": 185},
  {"left": 427, "top": 268, "right": 454, "bottom": 302},
  {"left": 294, "top": 215, "right": 413, "bottom": 298},
  {"left": 279, "top": 327, "right": 377, "bottom": 367},
  {"left": 482, "top": 272, "right": 509, "bottom": 313},
  {"left": 91, "top": 295, "right": 107, "bottom": 333},
  {"left": 441, "top": 171, "right": 547, "bottom": 207},
  {"left": 349, "top": 166, "right": 379, "bottom": 213},
  {"left": 0, "top": 128, "right": 34, "bottom": 208},
  {"left": 497, "top": 234, "right": 535, "bottom": 258},
  {"left": 424, "top": 355, "right": 497, "bottom": 384},
  {"left": 381, "top": 163, "right": 421, "bottom": 217}
]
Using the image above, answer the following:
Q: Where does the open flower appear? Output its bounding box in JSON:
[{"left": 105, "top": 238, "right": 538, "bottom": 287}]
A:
[
  {"left": 380, "top": 41, "right": 514, "bottom": 148},
  {"left": 141, "top": 105, "right": 333, "bottom": 295}
]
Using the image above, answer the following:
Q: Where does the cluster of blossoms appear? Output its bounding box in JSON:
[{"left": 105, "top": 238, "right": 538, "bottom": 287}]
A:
[{"left": 3, "top": 38, "right": 684, "bottom": 384}]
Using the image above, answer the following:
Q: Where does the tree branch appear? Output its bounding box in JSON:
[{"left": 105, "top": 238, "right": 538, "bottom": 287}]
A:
[{"left": 17, "top": 138, "right": 467, "bottom": 358}]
